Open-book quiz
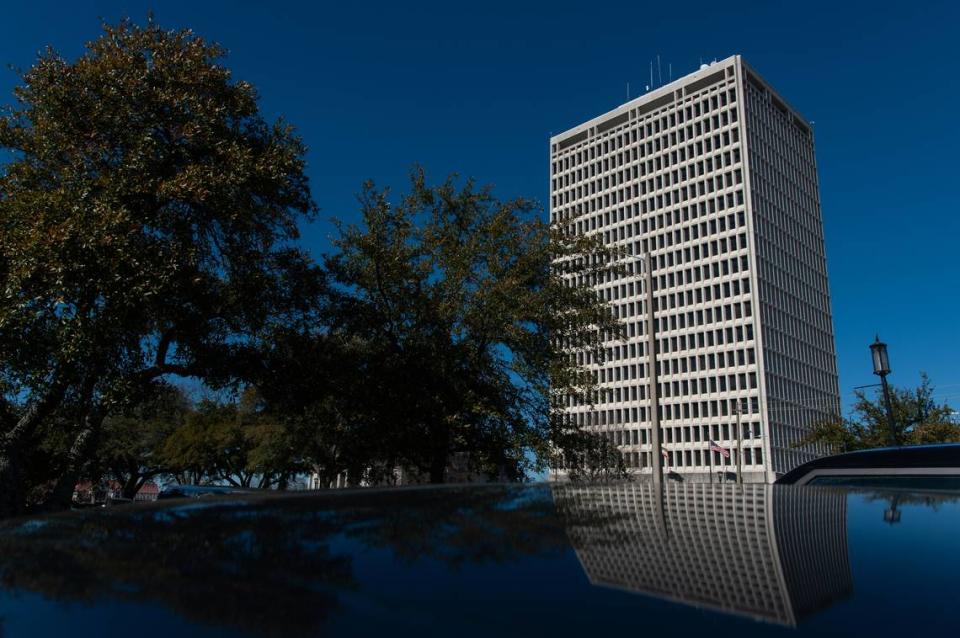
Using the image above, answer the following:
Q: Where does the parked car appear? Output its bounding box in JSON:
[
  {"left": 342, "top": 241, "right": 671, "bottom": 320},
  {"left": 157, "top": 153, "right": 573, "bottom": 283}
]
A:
[
  {"left": 776, "top": 442, "right": 960, "bottom": 489},
  {"left": 1, "top": 479, "right": 958, "bottom": 637}
]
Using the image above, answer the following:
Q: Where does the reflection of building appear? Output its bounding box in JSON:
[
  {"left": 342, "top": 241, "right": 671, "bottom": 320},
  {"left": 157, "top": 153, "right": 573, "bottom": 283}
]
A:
[
  {"left": 550, "top": 56, "right": 841, "bottom": 481},
  {"left": 308, "top": 454, "right": 492, "bottom": 490},
  {"left": 553, "top": 483, "right": 851, "bottom": 626},
  {"left": 72, "top": 480, "right": 160, "bottom": 504},
  {"left": 134, "top": 481, "right": 160, "bottom": 501}
]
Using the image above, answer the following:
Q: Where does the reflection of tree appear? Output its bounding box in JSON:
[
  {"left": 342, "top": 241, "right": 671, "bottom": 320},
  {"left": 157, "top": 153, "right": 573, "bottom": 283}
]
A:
[
  {"left": 0, "top": 485, "right": 572, "bottom": 635},
  {"left": 854, "top": 489, "right": 960, "bottom": 525},
  {"left": 856, "top": 490, "right": 960, "bottom": 508},
  {"left": 341, "top": 485, "right": 571, "bottom": 568},
  {"left": 0, "top": 499, "right": 354, "bottom": 635}
]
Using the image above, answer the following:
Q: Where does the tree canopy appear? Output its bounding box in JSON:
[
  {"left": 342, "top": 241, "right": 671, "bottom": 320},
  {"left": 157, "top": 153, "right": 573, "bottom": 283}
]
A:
[
  {"left": 95, "top": 382, "right": 189, "bottom": 498},
  {"left": 310, "top": 169, "right": 616, "bottom": 483},
  {"left": 798, "top": 374, "right": 958, "bottom": 453},
  {"left": 0, "top": 19, "right": 618, "bottom": 515},
  {"left": 0, "top": 20, "right": 319, "bottom": 515},
  {"left": 160, "top": 389, "right": 308, "bottom": 489}
]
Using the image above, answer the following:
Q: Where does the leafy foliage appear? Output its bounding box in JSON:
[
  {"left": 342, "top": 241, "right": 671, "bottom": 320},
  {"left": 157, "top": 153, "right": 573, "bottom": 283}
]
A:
[
  {"left": 96, "top": 382, "right": 189, "bottom": 498},
  {"left": 553, "top": 429, "right": 629, "bottom": 483},
  {"left": 159, "top": 389, "right": 307, "bottom": 489},
  {"left": 0, "top": 19, "right": 617, "bottom": 513},
  {"left": 0, "top": 19, "right": 318, "bottom": 514},
  {"left": 319, "top": 169, "right": 617, "bottom": 482},
  {"left": 799, "top": 374, "right": 958, "bottom": 453}
]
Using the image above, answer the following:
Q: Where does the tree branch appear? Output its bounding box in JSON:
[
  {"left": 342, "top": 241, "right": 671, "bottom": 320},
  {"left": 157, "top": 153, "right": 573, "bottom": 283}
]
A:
[
  {"left": 1, "top": 367, "right": 74, "bottom": 451},
  {"left": 156, "top": 328, "right": 176, "bottom": 368},
  {"left": 141, "top": 363, "right": 201, "bottom": 380}
]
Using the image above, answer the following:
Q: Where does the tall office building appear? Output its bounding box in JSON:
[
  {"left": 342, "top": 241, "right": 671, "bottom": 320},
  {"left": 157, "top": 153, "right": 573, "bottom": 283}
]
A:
[{"left": 550, "top": 55, "right": 839, "bottom": 481}]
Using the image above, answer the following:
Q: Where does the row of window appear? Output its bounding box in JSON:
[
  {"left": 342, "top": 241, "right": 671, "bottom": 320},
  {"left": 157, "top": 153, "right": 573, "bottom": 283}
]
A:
[
  {"left": 554, "top": 140, "right": 743, "bottom": 214},
  {"left": 558, "top": 166, "right": 746, "bottom": 232},
  {"left": 580, "top": 330, "right": 756, "bottom": 369},
  {"left": 567, "top": 364, "right": 761, "bottom": 410},
  {"left": 551, "top": 109, "right": 741, "bottom": 194},
  {"left": 563, "top": 442, "right": 765, "bottom": 470},
  {"left": 571, "top": 375, "right": 761, "bottom": 419},
  {"left": 550, "top": 86, "right": 740, "bottom": 175},
  {"left": 568, "top": 391, "right": 762, "bottom": 423},
  {"left": 743, "top": 76, "right": 839, "bottom": 451}
]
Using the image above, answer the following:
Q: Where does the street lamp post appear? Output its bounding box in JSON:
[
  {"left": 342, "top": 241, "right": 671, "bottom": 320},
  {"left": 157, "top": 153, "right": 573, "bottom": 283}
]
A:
[
  {"left": 622, "top": 253, "right": 663, "bottom": 487},
  {"left": 869, "top": 336, "right": 897, "bottom": 447}
]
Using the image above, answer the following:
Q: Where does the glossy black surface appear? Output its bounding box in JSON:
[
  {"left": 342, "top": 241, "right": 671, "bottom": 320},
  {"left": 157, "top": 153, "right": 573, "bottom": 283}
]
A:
[
  {"left": 0, "top": 482, "right": 957, "bottom": 637},
  {"left": 776, "top": 442, "right": 960, "bottom": 484}
]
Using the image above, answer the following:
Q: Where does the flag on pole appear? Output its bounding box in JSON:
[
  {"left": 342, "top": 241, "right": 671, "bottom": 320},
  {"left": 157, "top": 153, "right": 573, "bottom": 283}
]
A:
[
  {"left": 661, "top": 447, "right": 669, "bottom": 459},
  {"left": 709, "top": 440, "right": 730, "bottom": 458}
]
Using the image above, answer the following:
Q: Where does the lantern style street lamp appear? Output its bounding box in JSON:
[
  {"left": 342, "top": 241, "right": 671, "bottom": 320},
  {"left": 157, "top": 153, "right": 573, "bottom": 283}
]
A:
[
  {"left": 870, "top": 336, "right": 891, "bottom": 376},
  {"left": 869, "top": 336, "right": 897, "bottom": 447}
]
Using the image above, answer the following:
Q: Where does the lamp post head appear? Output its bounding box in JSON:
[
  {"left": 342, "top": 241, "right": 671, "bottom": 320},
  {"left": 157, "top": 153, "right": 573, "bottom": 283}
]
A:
[
  {"left": 870, "top": 335, "right": 891, "bottom": 376},
  {"left": 883, "top": 506, "right": 901, "bottom": 524}
]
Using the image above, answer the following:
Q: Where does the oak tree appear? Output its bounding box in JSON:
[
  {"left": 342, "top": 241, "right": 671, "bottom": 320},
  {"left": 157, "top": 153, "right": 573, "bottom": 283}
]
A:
[
  {"left": 0, "top": 20, "right": 317, "bottom": 515},
  {"left": 323, "top": 170, "right": 616, "bottom": 482}
]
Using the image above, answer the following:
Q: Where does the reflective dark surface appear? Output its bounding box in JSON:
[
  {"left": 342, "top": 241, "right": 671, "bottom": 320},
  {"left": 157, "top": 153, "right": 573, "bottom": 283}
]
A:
[{"left": 0, "top": 482, "right": 957, "bottom": 636}]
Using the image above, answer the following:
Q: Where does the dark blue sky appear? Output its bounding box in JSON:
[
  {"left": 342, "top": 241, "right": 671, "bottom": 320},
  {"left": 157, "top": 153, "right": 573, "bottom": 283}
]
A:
[{"left": 2, "top": 1, "right": 958, "bottom": 413}]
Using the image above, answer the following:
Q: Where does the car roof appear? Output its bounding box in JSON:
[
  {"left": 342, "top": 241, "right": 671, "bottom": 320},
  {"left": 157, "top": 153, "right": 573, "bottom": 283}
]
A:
[{"left": 776, "top": 442, "right": 960, "bottom": 484}]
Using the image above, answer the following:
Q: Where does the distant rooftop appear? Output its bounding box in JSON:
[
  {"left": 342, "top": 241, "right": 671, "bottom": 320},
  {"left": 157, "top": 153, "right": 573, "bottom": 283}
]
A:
[{"left": 551, "top": 54, "right": 811, "bottom": 150}]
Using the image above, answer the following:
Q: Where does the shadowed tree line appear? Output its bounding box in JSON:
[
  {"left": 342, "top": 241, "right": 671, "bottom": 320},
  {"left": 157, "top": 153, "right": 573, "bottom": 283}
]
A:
[
  {"left": 96, "top": 384, "right": 311, "bottom": 496},
  {"left": 0, "top": 20, "right": 618, "bottom": 517}
]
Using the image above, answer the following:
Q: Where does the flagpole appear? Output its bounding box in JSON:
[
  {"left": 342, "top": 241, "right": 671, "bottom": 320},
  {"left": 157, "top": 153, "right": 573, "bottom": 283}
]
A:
[
  {"left": 707, "top": 439, "right": 713, "bottom": 483},
  {"left": 721, "top": 438, "right": 726, "bottom": 482},
  {"left": 736, "top": 400, "right": 743, "bottom": 485}
]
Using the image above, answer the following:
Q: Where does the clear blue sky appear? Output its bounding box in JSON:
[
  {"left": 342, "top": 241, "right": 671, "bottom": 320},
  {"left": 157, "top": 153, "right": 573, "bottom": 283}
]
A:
[{"left": 2, "top": 1, "right": 958, "bottom": 414}]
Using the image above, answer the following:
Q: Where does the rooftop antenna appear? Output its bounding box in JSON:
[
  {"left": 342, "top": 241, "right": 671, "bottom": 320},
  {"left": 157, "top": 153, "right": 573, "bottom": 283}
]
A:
[
  {"left": 657, "top": 54, "right": 662, "bottom": 86},
  {"left": 650, "top": 61, "right": 653, "bottom": 89}
]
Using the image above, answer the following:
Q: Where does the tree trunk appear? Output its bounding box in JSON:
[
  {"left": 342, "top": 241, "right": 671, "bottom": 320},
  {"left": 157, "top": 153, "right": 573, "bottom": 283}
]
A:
[
  {"left": 316, "top": 467, "right": 336, "bottom": 490},
  {"left": 0, "top": 454, "right": 27, "bottom": 518},
  {"left": 120, "top": 474, "right": 142, "bottom": 500},
  {"left": 44, "top": 415, "right": 102, "bottom": 511},
  {"left": 0, "top": 372, "right": 74, "bottom": 518},
  {"left": 428, "top": 423, "right": 449, "bottom": 484},
  {"left": 429, "top": 450, "right": 447, "bottom": 484}
]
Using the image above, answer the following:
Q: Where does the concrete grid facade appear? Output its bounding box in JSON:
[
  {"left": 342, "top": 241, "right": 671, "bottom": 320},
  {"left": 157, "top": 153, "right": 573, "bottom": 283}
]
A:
[
  {"left": 550, "top": 55, "right": 839, "bottom": 481},
  {"left": 552, "top": 483, "right": 852, "bottom": 626}
]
